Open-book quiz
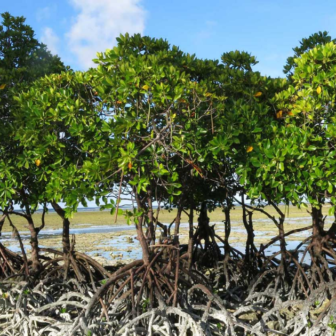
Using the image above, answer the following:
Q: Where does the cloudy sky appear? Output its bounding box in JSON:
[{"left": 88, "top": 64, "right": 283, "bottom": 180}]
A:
[{"left": 2, "top": 0, "right": 336, "bottom": 77}]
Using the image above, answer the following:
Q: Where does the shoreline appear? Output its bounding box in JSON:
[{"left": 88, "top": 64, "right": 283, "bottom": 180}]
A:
[{"left": 1, "top": 210, "right": 330, "bottom": 267}]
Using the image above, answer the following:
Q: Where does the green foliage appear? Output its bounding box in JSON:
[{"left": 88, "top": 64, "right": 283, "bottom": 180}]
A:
[
  {"left": 284, "top": 31, "right": 336, "bottom": 78},
  {"left": 328, "top": 316, "right": 336, "bottom": 335},
  {"left": 3, "top": 19, "right": 336, "bottom": 264},
  {"left": 0, "top": 12, "right": 65, "bottom": 81},
  {"left": 231, "top": 41, "right": 336, "bottom": 213},
  {"left": 142, "top": 298, "right": 150, "bottom": 312},
  {"left": 0, "top": 12, "right": 66, "bottom": 129},
  {"left": 0, "top": 12, "right": 67, "bottom": 215},
  {"left": 12, "top": 71, "right": 109, "bottom": 215},
  {"left": 275, "top": 42, "right": 336, "bottom": 210},
  {"left": 221, "top": 50, "right": 258, "bottom": 71},
  {"left": 90, "top": 34, "right": 221, "bottom": 215}
]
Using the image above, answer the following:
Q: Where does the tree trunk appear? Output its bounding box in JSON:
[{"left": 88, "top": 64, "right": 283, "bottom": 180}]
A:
[
  {"left": 187, "top": 199, "right": 194, "bottom": 270},
  {"left": 27, "top": 216, "right": 41, "bottom": 272},
  {"left": 173, "top": 207, "right": 182, "bottom": 246},
  {"left": 20, "top": 190, "right": 40, "bottom": 272},
  {"left": 224, "top": 206, "right": 231, "bottom": 257},
  {"left": 312, "top": 206, "right": 324, "bottom": 255},
  {"left": 146, "top": 189, "right": 155, "bottom": 245},
  {"left": 269, "top": 201, "right": 288, "bottom": 282},
  {"left": 134, "top": 191, "right": 150, "bottom": 265},
  {"left": 137, "top": 214, "right": 150, "bottom": 265},
  {"left": 0, "top": 215, "right": 5, "bottom": 237},
  {"left": 194, "top": 202, "right": 220, "bottom": 265},
  {"left": 51, "top": 202, "right": 71, "bottom": 255},
  {"left": 243, "top": 212, "right": 255, "bottom": 262},
  {"left": 51, "top": 202, "right": 71, "bottom": 278},
  {"left": 6, "top": 214, "right": 29, "bottom": 277},
  {"left": 241, "top": 195, "right": 255, "bottom": 263},
  {"left": 278, "top": 215, "right": 289, "bottom": 281}
]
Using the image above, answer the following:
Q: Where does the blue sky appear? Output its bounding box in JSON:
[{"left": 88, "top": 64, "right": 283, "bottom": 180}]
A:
[{"left": 2, "top": 0, "right": 336, "bottom": 77}]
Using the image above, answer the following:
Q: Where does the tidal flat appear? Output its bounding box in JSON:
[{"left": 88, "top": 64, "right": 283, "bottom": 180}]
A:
[{"left": 1, "top": 205, "right": 333, "bottom": 266}]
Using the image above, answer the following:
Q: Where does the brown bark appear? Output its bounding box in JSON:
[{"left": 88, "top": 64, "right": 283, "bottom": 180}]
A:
[
  {"left": 51, "top": 202, "right": 71, "bottom": 255},
  {"left": 312, "top": 206, "right": 324, "bottom": 255},
  {"left": 194, "top": 202, "right": 220, "bottom": 265},
  {"left": 155, "top": 220, "right": 168, "bottom": 239},
  {"left": 51, "top": 201, "right": 71, "bottom": 278},
  {"left": 173, "top": 206, "right": 182, "bottom": 245},
  {"left": 27, "top": 216, "right": 41, "bottom": 272},
  {"left": 187, "top": 199, "right": 194, "bottom": 270},
  {"left": 0, "top": 214, "right": 5, "bottom": 237},
  {"left": 6, "top": 214, "right": 29, "bottom": 277},
  {"left": 6, "top": 206, "right": 41, "bottom": 272},
  {"left": 20, "top": 190, "right": 41, "bottom": 272},
  {"left": 241, "top": 195, "right": 255, "bottom": 263},
  {"left": 146, "top": 189, "right": 155, "bottom": 245},
  {"left": 224, "top": 206, "right": 231, "bottom": 257},
  {"left": 269, "top": 201, "right": 289, "bottom": 281},
  {"left": 134, "top": 191, "right": 150, "bottom": 265},
  {"left": 278, "top": 215, "right": 288, "bottom": 277},
  {"left": 260, "top": 225, "right": 312, "bottom": 252}
]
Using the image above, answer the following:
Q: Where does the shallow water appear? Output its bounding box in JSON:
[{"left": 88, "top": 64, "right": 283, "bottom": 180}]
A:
[
  {"left": 0, "top": 224, "right": 137, "bottom": 238},
  {"left": 1, "top": 215, "right": 332, "bottom": 264}
]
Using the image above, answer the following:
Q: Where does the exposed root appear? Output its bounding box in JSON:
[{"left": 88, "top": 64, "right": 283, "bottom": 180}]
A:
[{"left": 1, "top": 223, "right": 336, "bottom": 335}]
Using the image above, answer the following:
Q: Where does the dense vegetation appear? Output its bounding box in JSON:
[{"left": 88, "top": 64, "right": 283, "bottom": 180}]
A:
[{"left": 1, "top": 13, "right": 336, "bottom": 336}]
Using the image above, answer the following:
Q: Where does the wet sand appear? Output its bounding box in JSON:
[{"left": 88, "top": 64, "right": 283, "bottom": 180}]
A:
[
  {"left": 1, "top": 204, "right": 327, "bottom": 232},
  {"left": 1, "top": 205, "right": 332, "bottom": 267}
]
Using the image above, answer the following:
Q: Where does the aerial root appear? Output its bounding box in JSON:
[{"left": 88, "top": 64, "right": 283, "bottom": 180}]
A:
[
  {"left": 2, "top": 232, "right": 336, "bottom": 335},
  {"left": 2, "top": 276, "right": 336, "bottom": 335}
]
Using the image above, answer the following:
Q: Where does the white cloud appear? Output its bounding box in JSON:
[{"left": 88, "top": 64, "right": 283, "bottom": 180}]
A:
[
  {"left": 36, "top": 5, "right": 57, "bottom": 21},
  {"left": 36, "top": 7, "right": 51, "bottom": 21},
  {"left": 41, "top": 27, "right": 60, "bottom": 55},
  {"left": 66, "top": 0, "right": 146, "bottom": 69}
]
